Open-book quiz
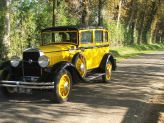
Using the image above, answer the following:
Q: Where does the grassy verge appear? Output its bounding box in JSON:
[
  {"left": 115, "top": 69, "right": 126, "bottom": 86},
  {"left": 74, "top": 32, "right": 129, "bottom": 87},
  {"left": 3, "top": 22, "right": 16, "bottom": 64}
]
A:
[{"left": 110, "top": 44, "right": 164, "bottom": 61}]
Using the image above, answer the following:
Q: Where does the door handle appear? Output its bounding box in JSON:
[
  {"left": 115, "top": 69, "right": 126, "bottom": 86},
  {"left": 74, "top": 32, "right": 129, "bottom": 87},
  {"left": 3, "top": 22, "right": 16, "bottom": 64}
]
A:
[{"left": 80, "top": 47, "right": 85, "bottom": 52}]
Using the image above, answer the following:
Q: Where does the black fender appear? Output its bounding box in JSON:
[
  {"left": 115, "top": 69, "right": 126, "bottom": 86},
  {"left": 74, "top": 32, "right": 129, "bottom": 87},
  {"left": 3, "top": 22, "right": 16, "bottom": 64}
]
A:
[
  {"left": 0, "top": 61, "right": 12, "bottom": 80},
  {"left": 51, "top": 61, "right": 83, "bottom": 83},
  {"left": 0, "top": 61, "right": 23, "bottom": 80},
  {"left": 0, "top": 61, "right": 12, "bottom": 74},
  {"left": 0, "top": 61, "right": 10, "bottom": 70},
  {"left": 72, "top": 52, "right": 86, "bottom": 64},
  {"left": 99, "top": 53, "right": 117, "bottom": 72}
]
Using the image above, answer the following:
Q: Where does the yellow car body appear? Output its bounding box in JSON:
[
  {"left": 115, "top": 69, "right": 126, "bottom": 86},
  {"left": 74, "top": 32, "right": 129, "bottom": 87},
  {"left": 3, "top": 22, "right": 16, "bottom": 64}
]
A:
[{"left": 40, "top": 28, "right": 110, "bottom": 70}]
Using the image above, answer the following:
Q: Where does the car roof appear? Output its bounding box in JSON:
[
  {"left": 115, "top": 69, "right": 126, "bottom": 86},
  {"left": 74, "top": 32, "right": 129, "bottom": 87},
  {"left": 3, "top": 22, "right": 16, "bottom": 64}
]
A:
[{"left": 42, "top": 25, "right": 107, "bottom": 32}]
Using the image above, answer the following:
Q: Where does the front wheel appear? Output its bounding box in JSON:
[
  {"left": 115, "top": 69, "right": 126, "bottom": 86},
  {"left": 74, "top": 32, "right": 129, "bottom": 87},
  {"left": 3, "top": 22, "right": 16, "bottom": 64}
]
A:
[
  {"left": 102, "top": 60, "right": 112, "bottom": 83},
  {"left": 0, "top": 70, "right": 15, "bottom": 97},
  {"left": 51, "top": 69, "right": 72, "bottom": 103}
]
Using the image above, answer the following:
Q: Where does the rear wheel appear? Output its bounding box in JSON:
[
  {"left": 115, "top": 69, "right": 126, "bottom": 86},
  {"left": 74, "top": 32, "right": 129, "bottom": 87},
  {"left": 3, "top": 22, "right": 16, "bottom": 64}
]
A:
[
  {"left": 51, "top": 69, "right": 72, "bottom": 103},
  {"left": 102, "top": 60, "right": 112, "bottom": 83}
]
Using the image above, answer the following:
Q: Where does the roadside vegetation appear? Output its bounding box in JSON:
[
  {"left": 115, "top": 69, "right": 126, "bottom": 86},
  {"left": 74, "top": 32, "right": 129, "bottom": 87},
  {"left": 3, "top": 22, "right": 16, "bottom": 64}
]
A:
[{"left": 111, "top": 44, "right": 164, "bottom": 61}]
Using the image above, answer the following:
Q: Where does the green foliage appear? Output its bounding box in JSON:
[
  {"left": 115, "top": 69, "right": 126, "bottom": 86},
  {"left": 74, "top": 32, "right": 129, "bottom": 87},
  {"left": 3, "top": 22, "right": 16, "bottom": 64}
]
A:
[
  {"left": 0, "top": 0, "right": 164, "bottom": 59},
  {"left": 9, "top": 0, "right": 38, "bottom": 56},
  {"left": 104, "top": 21, "right": 138, "bottom": 47}
]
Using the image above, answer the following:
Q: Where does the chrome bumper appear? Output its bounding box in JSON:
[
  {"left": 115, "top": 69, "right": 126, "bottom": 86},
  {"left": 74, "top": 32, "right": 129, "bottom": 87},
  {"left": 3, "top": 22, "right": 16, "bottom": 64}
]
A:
[{"left": 0, "top": 80, "right": 54, "bottom": 89}]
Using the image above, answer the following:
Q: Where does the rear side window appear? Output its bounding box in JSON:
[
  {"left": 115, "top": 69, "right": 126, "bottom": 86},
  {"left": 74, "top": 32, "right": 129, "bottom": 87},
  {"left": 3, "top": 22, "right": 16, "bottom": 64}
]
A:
[
  {"left": 104, "top": 31, "right": 108, "bottom": 42},
  {"left": 81, "top": 31, "right": 93, "bottom": 43},
  {"left": 95, "top": 31, "right": 103, "bottom": 42}
]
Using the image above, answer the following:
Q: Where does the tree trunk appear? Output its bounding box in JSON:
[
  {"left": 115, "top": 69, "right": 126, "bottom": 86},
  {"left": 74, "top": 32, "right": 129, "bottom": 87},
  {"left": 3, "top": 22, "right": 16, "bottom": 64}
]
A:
[
  {"left": 116, "top": 0, "right": 122, "bottom": 29},
  {"left": 0, "top": 0, "right": 10, "bottom": 59},
  {"left": 137, "top": 0, "right": 148, "bottom": 44},
  {"left": 52, "top": 0, "right": 57, "bottom": 27},
  {"left": 82, "top": 0, "right": 90, "bottom": 25},
  {"left": 127, "top": 0, "right": 137, "bottom": 45},
  {"left": 0, "top": 0, "right": 4, "bottom": 59},
  {"left": 149, "top": 15, "right": 158, "bottom": 44},
  {"left": 127, "top": 0, "right": 135, "bottom": 30},
  {"left": 98, "top": 0, "right": 103, "bottom": 26},
  {"left": 143, "top": 1, "right": 158, "bottom": 44}
]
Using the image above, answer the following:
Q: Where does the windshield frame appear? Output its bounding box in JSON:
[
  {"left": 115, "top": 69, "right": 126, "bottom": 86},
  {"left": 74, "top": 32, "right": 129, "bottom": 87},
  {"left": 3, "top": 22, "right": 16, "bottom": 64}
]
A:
[{"left": 41, "top": 30, "right": 79, "bottom": 46}]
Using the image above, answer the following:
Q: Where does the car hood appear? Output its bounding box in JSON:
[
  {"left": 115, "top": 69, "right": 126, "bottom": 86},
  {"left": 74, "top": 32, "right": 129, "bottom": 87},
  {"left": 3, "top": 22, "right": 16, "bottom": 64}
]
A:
[{"left": 39, "top": 44, "right": 77, "bottom": 53}]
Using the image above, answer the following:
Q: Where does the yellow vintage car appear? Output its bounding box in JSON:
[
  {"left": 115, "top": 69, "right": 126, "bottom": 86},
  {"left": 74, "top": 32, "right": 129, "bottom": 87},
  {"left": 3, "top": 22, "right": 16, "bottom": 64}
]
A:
[{"left": 0, "top": 26, "right": 116, "bottom": 103}]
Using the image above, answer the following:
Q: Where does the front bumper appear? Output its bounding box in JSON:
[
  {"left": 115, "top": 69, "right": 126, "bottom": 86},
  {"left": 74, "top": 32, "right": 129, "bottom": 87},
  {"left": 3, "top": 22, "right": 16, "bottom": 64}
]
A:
[{"left": 0, "top": 81, "right": 54, "bottom": 89}]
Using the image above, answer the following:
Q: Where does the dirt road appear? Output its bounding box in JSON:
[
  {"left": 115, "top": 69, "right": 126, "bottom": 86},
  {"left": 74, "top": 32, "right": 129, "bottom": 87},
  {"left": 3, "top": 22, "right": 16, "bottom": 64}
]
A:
[{"left": 0, "top": 51, "right": 164, "bottom": 123}]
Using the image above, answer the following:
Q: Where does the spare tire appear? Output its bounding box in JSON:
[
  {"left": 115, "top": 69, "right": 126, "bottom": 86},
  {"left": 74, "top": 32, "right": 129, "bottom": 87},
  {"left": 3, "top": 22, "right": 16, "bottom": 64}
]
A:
[{"left": 72, "top": 53, "right": 87, "bottom": 78}]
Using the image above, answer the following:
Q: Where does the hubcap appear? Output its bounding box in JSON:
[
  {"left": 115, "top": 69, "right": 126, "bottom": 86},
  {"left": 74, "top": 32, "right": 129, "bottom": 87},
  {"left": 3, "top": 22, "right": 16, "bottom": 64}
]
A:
[
  {"left": 106, "top": 63, "right": 112, "bottom": 80},
  {"left": 59, "top": 74, "right": 71, "bottom": 99}
]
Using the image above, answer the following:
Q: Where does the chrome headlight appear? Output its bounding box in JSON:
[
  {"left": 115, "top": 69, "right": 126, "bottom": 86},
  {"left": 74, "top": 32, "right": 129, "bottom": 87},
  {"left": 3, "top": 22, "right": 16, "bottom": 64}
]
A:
[
  {"left": 10, "top": 56, "right": 21, "bottom": 67},
  {"left": 38, "top": 55, "right": 49, "bottom": 68}
]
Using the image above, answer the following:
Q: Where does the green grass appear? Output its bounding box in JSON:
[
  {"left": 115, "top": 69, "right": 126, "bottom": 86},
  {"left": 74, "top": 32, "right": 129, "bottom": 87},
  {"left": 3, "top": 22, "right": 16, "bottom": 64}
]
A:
[{"left": 110, "top": 44, "right": 164, "bottom": 61}]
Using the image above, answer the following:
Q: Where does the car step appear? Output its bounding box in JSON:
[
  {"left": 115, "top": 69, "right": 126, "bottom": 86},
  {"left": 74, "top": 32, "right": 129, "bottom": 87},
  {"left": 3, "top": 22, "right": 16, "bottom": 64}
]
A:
[{"left": 85, "top": 73, "right": 105, "bottom": 81}]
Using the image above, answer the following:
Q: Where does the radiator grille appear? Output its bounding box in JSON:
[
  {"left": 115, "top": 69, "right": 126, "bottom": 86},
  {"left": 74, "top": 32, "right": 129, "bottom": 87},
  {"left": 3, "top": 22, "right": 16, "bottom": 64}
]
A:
[{"left": 23, "top": 52, "right": 41, "bottom": 76}]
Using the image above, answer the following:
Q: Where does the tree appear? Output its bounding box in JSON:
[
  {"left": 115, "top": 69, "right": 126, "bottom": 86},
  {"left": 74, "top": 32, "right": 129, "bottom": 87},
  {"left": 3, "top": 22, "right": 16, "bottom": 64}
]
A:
[
  {"left": 0, "top": 0, "right": 10, "bottom": 59},
  {"left": 98, "top": 0, "right": 103, "bottom": 26},
  {"left": 81, "top": 0, "right": 90, "bottom": 25},
  {"left": 116, "top": 0, "right": 122, "bottom": 29}
]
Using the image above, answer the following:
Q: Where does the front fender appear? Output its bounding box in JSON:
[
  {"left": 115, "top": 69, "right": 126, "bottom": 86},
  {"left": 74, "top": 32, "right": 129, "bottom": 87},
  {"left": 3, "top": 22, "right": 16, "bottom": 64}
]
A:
[
  {"left": 51, "top": 61, "right": 83, "bottom": 83},
  {"left": 99, "top": 53, "right": 117, "bottom": 72},
  {"left": 0, "top": 61, "right": 10, "bottom": 70},
  {"left": 1, "top": 60, "right": 24, "bottom": 79}
]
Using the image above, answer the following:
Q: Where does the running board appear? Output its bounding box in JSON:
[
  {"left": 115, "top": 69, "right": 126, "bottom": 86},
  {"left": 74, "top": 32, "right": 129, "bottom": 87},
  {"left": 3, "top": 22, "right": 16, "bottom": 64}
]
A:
[{"left": 85, "top": 73, "right": 105, "bottom": 81}]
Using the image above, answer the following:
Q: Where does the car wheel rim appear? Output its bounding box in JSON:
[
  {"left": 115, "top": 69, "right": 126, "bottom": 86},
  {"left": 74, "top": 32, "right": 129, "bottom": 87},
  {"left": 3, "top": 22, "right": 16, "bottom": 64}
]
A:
[
  {"left": 58, "top": 74, "right": 71, "bottom": 99},
  {"left": 76, "top": 57, "right": 86, "bottom": 77},
  {"left": 106, "top": 63, "right": 112, "bottom": 80}
]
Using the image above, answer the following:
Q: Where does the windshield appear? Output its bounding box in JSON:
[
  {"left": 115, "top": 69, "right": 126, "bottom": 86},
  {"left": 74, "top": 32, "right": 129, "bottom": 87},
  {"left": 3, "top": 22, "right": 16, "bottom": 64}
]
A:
[{"left": 42, "top": 31, "right": 78, "bottom": 45}]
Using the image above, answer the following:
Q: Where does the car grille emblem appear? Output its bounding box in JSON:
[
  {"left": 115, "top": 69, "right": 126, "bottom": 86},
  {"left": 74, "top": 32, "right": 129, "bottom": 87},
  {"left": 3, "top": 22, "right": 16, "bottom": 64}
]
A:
[{"left": 28, "top": 59, "right": 33, "bottom": 64}]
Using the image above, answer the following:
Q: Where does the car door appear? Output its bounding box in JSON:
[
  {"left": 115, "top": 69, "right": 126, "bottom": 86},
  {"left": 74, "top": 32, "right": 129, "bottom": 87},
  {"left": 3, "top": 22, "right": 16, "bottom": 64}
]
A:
[
  {"left": 79, "top": 30, "right": 94, "bottom": 70},
  {"left": 93, "top": 30, "right": 105, "bottom": 68}
]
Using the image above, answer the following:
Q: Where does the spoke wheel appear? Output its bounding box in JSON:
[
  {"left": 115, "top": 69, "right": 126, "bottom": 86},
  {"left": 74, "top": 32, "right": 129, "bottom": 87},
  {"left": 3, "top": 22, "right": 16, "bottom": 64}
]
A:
[
  {"left": 102, "top": 60, "right": 112, "bottom": 83},
  {"left": 72, "top": 53, "right": 87, "bottom": 78},
  {"left": 58, "top": 74, "right": 71, "bottom": 99},
  {"left": 106, "top": 63, "right": 112, "bottom": 80},
  {"left": 52, "top": 69, "right": 72, "bottom": 103}
]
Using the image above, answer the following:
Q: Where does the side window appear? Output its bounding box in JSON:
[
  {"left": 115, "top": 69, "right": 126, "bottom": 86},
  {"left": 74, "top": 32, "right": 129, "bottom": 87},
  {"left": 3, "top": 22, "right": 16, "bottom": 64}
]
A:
[
  {"left": 95, "top": 31, "right": 103, "bottom": 42},
  {"left": 104, "top": 31, "right": 108, "bottom": 42},
  {"left": 81, "top": 31, "right": 93, "bottom": 43}
]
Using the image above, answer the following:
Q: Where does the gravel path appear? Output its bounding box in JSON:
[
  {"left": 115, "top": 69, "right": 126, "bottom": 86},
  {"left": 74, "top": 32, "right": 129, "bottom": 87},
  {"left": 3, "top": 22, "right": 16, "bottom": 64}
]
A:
[{"left": 0, "top": 51, "right": 164, "bottom": 123}]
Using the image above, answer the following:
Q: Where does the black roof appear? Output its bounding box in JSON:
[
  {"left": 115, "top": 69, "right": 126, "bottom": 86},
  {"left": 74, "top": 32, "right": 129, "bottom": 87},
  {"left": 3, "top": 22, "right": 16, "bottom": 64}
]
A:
[{"left": 42, "top": 25, "right": 107, "bottom": 32}]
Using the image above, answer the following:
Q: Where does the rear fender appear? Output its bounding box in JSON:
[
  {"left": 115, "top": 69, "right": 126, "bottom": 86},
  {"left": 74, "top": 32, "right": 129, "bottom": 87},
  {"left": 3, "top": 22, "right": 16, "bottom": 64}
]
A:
[{"left": 99, "top": 53, "right": 117, "bottom": 72}]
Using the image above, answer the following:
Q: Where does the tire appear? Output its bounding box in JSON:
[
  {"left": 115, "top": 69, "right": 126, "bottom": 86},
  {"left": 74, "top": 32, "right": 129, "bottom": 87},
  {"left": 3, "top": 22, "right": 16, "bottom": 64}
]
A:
[
  {"left": 102, "top": 60, "right": 112, "bottom": 83},
  {"left": 0, "top": 86, "right": 10, "bottom": 97},
  {"left": 51, "top": 69, "right": 72, "bottom": 103},
  {"left": 72, "top": 53, "right": 87, "bottom": 78},
  {"left": 0, "top": 70, "right": 13, "bottom": 97}
]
